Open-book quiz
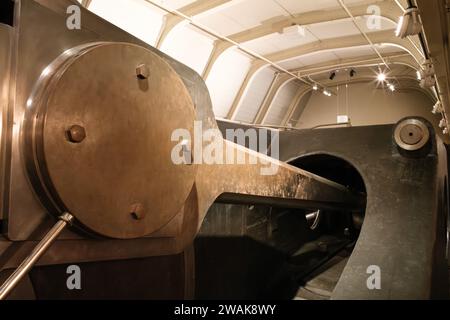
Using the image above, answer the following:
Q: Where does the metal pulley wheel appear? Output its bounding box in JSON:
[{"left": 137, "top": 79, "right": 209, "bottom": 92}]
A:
[{"left": 394, "top": 118, "right": 431, "bottom": 151}]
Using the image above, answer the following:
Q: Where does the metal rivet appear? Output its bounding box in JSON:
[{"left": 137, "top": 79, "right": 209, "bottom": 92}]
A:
[
  {"left": 136, "top": 64, "right": 150, "bottom": 80},
  {"left": 67, "top": 125, "right": 86, "bottom": 143},
  {"left": 130, "top": 203, "right": 145, "bottom": 220}
]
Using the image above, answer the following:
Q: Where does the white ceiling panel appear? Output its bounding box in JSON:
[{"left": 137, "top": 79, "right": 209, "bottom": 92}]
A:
[
  {"left": 153, "top": 0, "right": 197, "bottom": 9},
  {"left": 157, "top": 0, "right": 196, "bottom": 9},
  {"left": 278, "top": 44, "right": 408, "bottom": 71},
  {"left": 195, "top": 0, "right": 288, "bottom": 36},
  {"left": 354, "top": 15, "right": 397, "bottom": 33},
  {"left": 273, "top": 0, "right": 373, "bottom": 14},
  {"left": 278, "top": 58, "right": 306, "bottom": 70},
  {"left": 332, "top": 45, "right": 377, "bottom": 59},
  {"left": 161, "top": 23, "right": 214, "bottom": 75},
  {"left": 288, "top": 51, "right": 340, "bottom": 66},
  {"left": 90, "top": 0, "right": 165, "bottom": 45},
  {"left": 307, "top": 18, "right": 360, "bottom": 39},
  {"left": 241, "top": 28, "right": 317, "bottom": 56}
]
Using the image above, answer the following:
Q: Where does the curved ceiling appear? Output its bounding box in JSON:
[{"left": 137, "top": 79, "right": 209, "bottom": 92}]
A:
[{"left": 80, "top": 0, "right": 433, "bottom": 127}]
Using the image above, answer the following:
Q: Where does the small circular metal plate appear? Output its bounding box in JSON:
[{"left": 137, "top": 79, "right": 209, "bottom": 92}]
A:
[
  {"left": 28, "top": 43, "right": 197, "bottom": 239},
  {"left": 394, "top": 118, "right": 430, "bottom": 151}
]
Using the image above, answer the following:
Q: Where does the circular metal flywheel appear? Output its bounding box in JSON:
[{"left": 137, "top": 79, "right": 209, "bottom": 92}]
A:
[{"left": 24, "top": 42, "right": 197, "bottom": 239}]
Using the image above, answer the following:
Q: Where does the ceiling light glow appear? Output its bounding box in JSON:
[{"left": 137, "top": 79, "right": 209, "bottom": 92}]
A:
[
  {"left": 377, "top": 72, "right": 386, "bottom": 82},
  {"left": 388, "top": 83, "right": 395, "bottom": 92}
]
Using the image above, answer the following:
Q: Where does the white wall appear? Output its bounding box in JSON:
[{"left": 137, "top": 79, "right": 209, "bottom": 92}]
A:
[
  {"left": 264, "top": 80, "right": 301, "bottom": 125},
  {"left": 234, "top": 66, "right": 275, "bottom": 123},
  {"left": 89, "top": 0, "right": 164, "bottom": 46},
  {"left": 161, "top": 24, "right": 214, "bottom": 75},
  {"left": 206, "top": 48, "right": 252, "bottom": 118},
  {"left": 296, "top": 83, "right": 441, "bottom": 136}
]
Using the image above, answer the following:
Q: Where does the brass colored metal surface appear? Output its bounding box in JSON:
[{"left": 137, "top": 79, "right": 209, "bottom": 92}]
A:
[
  {"left": 6, "top": 0, "right": 362, "bottom": 272},
  {"left": 21, "top": 41, "right": 362, "bottom": 241},
  {"left": 0, "top": 213, "right": 73, "bottom": 300},
  {"left": 25, "top": 43, "right": 197, "bottom": 239}
]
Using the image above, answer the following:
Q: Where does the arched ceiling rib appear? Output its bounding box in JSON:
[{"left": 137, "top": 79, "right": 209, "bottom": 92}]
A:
[
  {"left": 154, "top": 0, "right": 233, "bottom": 48},
  {"left": 200, "top": 0, "right": 417, "bottom": 79},
  {"left": 227, "top": 30, "right": 422, "bottom": 120},
  {"left": 82, "top": 0, "right": 432, "bottom": 128},
  {"left": 261, "top": 64, "right": 434, "bottom": 126}
]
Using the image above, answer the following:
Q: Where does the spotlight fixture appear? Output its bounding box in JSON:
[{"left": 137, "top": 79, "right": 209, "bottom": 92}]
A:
[
  {"left": 312, "top": 84, "right": 319, "bottom": 91},
  {"left": 416, "top": 70, "right": 422, "bottom": 81},
  {"left": 322, "top": 89, "right": 332, "bottom": 97},
  {"left": 329, "top": 71, "right": 336, "bottom": 80},
  {"left": 377, "top": 72, "right": 386, "bottom": 82},
  {"left": 418, "top": 60, "right": 436, "bottom": 88},
  {"left": 395, "top": 6, "right": 422, "bottom": 39},
  {"left": 420, "top": 76, "right": 436, "bottom": 88},
  {"left": 432, "top": 101, "right": 443, "bottom": 115},
  {"left": 349, "top": 69, "right": 356, "bottom": 77}
]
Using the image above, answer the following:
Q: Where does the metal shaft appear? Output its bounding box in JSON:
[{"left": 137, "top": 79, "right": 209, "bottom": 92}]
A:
[{"left": 0, "top": 213, "right": 74, "bottom": 300}]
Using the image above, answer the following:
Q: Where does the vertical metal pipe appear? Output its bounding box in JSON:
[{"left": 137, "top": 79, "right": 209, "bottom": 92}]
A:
[{"left": 0, "top": 213, "right": 74, "bottom": 300}]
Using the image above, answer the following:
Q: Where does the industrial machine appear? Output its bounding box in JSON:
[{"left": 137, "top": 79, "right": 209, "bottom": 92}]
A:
[{"left": 0, "top": 0, "right": 448, "bottom": 300}]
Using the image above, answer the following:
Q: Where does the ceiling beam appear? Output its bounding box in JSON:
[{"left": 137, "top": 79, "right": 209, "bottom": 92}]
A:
[
  {"left": 253, "top": 73, "right": 293, "bottom": 124},
  {"left": 262, "top": 61, "right": 428, "bottom": 125},
  {"left": 310, "top": 75, "right": 436, "bottom": 101},
  {"left": 270, "top": 53, "right": 418, "bottom": 126},
  {"left": 202, "top": 0, "right": 407, "bottom": 80},
  {"left": 228, "top": 0, "right": 399, "bottom": 44},
  {"left": 153, "top": 0, "right": 234, "bottom": 48},
  {"left": 80, "top": 0, "right": 92, "bottom": 8},
  {"left": 290, "top": 52, "right": 414, "bottom": 76},
  {"left": 282, "top": 85, "right": 311, "bottom": 126},
  {"left": 202, "top": 41, "right": 233, "bottom": 78},
  {"left": 263, "top": 30, "right": 421, "bottom": 65},
  {"left": 227, "top": 30, "right": 420, "bottom": 120},
  {"left": 289, "top": 76, "right": 437, "bottom": 130}
]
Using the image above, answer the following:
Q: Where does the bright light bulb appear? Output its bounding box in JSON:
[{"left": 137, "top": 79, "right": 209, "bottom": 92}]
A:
[
  {"left": 312, "top": 84, "right": 318, "bottom": 91},
  {"left": 377, "top": 73, "right": 386, "bottom": 82}
]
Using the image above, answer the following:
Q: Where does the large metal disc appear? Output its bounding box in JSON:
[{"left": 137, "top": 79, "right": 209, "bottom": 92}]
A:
[{"left": 30, "top": 43, "right": 197, "bottom": 239}]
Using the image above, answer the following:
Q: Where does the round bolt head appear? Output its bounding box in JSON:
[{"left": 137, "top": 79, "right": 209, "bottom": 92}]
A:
[
  {"left": 67, "top": 125, "right": 86, "bottom": 143},
  {"left": 130, "top": 203, "right": 145, "bottom": 220},
  {"left": 136, "top": 64, "right": 150, "bottom": 80}
]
